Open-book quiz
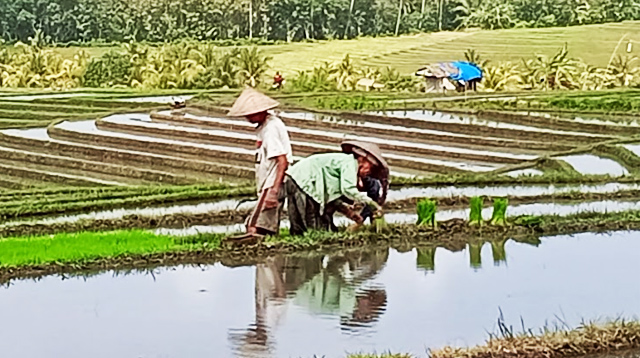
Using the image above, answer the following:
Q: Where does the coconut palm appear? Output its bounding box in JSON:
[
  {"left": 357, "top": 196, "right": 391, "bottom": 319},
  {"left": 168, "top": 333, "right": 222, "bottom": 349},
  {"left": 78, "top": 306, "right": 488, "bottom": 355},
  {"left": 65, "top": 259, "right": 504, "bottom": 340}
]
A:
[
  {"left": 608, "top": 54, "right": 639, "bottom": 87},
  {"left": 464, "top": 48, "right": 489, "bottom": 68},
  {"left": 331, "top": 54, "right": 359, "bottom": 90},
  {"left": 482, "top": 62, "right": 520, "bottom": 91},
  {"left": 237, "top": 46, "right": 271, "bottom": 87},
  {"left": 523, "top": 44, "right": 579, "bottom": 90}
]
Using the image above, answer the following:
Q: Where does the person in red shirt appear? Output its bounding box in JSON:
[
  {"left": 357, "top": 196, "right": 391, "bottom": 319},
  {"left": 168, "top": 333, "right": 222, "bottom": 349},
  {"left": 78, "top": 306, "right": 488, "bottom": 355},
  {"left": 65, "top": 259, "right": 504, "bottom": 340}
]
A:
[{"left": 273, "top": 72, "right": 284, "bottom": 90}]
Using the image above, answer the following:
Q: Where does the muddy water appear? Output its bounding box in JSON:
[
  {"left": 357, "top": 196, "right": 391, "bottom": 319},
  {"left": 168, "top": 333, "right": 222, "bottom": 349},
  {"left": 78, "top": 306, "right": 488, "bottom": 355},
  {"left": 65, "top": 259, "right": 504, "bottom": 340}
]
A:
[
  {"left": 557, "top": 154, "right": 629, "bottom": 176},
  {"left": 156, "top": 199, "right": 640, "bottom": 236},
  {"left": 5, "top": 183, "right": 638, "bottom": 228},
  {"left": 118, "top": 95, "right": 194, "bottom": 103},
  {"left": 369, "top": 110, "right": 608, "bottom": 137},
  {"left": 2, "top": 231, "right": 640, "bottom": 358}
]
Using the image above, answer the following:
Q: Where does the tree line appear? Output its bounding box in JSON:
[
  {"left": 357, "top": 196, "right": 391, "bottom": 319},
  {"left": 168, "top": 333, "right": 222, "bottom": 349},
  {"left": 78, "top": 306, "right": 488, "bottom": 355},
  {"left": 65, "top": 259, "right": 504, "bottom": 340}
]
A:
[{"left": 1, "top": 0, "right": 639, "bottom": 44}]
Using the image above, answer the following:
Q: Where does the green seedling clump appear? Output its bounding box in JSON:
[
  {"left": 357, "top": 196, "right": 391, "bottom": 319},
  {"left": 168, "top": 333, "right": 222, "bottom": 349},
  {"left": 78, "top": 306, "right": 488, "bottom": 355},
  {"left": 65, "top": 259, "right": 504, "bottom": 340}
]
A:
[
  {"left": 373, "top": 216, "right": 388, "bottom": 234},
  {"left": 469, "top": 196, "right": 483, "bottom": 226},
  {"left": 468, "top": 241, "right": 483, "bottom": 269},
  {"left": 490, "top": 198, "right": 508, "bottom": 226},
  {"left": 416, "top": 199, "right": 437, "bottom": 228}
]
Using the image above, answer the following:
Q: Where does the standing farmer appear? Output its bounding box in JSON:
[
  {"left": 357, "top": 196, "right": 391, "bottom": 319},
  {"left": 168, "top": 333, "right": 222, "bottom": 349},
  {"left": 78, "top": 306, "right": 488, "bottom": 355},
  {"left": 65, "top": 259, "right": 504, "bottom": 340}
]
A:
[
  {"left": 285, "top": 140, "right": 387, "bottom": 235},
  {"left": 227, "top": 87, "right": 292, "bottom": 242}
]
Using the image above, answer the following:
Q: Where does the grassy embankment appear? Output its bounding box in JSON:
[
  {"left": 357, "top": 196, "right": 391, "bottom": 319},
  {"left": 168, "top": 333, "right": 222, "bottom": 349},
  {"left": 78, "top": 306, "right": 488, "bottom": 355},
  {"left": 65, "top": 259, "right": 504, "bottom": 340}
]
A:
[
  {"left": 51, "top": 22, "right": 640, "bottom": 77},
  {"left": 4, "top": 208, "right": 640, "bottom": 277}
]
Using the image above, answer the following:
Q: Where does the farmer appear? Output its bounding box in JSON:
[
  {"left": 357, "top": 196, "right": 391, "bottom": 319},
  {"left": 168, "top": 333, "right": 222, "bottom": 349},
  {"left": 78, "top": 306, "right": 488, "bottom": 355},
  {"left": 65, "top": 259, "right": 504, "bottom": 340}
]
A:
[
  {"left": 273, "top": 72, "right": 284, "bottom": 90},
  {"left": 285, "top": 140, "right": 388, "bottom": 235},
  {"left": 227, "top": 87, "right": 292, "bottom": 242}
]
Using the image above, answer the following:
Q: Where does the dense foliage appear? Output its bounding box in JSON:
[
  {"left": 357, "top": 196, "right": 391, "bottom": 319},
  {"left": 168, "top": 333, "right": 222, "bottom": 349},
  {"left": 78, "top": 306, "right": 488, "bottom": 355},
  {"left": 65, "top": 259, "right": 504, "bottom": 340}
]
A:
[{"left": 1, "top": 0, "right": 639, "bottom": 44}]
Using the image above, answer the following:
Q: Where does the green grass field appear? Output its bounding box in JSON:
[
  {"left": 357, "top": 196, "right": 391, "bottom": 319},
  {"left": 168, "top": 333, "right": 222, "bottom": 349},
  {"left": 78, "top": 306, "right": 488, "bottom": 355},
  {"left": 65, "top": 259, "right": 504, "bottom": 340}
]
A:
[{"left": 51, "top": 22, "right": 640, "bottom": 77}]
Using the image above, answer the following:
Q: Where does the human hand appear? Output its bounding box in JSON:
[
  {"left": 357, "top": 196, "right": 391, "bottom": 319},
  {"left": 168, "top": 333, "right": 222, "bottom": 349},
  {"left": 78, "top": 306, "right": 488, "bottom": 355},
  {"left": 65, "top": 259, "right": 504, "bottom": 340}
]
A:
[
  {"left": 263, "top": 188, "right": 279, "bottom": 209},
  {"left": 372, "top": 208, "right": 384, "bottom": 219}
]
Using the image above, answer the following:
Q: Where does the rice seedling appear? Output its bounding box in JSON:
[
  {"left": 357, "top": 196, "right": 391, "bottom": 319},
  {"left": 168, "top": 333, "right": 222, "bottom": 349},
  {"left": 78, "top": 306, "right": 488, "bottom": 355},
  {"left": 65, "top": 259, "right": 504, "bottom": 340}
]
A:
[
  {"left": 416, "top": 246, "right": 436, "bottom": 272},
  {"left": 416, "top": 199, "right": 437, "bottom": 228},
  {"left": 373, "top": 216, "right": 388, "bottom": 234},
  {"left": 491, "top": 198, "right": 509, "bottom": 226},
  {"left": 469, "top": 196, "right": 484, "bottom": 226},
  {"left": 491, "top": 238, "right": 508, "bottom": 265},
  {"left": 468, "top": 242, "right": 483, "bottom": 269}
]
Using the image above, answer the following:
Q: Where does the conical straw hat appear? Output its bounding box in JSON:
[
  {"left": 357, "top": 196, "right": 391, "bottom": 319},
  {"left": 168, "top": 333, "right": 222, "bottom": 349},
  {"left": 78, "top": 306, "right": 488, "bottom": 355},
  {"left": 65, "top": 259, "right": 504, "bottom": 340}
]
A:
[
  {"left": 227, "top": 87, "right": 279, "bottom": 117},
  {"left": 341, "top": 140, "right": 389, "bottom": 173}
]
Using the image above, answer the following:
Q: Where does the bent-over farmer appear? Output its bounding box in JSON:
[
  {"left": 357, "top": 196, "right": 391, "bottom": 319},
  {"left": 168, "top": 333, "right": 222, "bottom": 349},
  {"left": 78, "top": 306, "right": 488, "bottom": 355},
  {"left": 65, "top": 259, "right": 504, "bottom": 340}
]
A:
[
  {"left": 285, "top": 140, "right": 387, "bottom": 235},
  {"left": 227, "top": 87, "right": 292, "bottom": 242}
]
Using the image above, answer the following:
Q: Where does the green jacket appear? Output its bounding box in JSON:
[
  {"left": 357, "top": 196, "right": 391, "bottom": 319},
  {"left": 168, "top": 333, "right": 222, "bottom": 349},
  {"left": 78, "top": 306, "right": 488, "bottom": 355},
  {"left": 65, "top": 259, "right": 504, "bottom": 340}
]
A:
[{"left": 288, "top": 152, "right": 375, "bottom": 213}]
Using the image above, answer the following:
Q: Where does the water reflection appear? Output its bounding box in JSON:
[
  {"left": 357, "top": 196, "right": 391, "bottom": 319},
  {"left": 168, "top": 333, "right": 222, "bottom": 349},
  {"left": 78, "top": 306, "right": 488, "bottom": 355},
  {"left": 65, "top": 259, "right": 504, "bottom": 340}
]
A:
[
  {"left": 2, "top": 232, "right": 640, "bottom": 358},
  {"left": 228, "top": 249, "right": 389, "bottom": 357},
  {"left": 414, "top": 236, "right": 540, "bottom": 274}
]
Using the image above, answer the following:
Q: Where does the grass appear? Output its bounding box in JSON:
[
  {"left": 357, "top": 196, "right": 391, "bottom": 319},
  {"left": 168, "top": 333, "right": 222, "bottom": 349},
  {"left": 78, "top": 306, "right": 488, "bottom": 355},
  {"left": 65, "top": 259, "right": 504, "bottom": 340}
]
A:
[
  {"left": 50, "top": 22, "right": 640, "bottom": 77},
  {"left": 9, "top": 204, "right": 640, "bottom": 269},
  {"left": 0, "top": 184, "right": 255, "bottom": 220},
  {"left": 431, "top": 320, "right": 640, "bottom": 358},
  {"left": 0, "top": 230, "right": 186, "bottom": 266}
]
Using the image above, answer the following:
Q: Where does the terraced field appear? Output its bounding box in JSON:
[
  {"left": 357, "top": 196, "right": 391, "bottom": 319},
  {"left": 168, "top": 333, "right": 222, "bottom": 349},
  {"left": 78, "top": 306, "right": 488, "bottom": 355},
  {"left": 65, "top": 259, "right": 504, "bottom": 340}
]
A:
[
  {"left": 2, "top": 91, "right": 640, "bottom": 190},
  {"left": 7, "top": 90, "right": 640, "bottom": 358},
  {"left": 0, "top": 90, "right": 640, "bottom": 238}
]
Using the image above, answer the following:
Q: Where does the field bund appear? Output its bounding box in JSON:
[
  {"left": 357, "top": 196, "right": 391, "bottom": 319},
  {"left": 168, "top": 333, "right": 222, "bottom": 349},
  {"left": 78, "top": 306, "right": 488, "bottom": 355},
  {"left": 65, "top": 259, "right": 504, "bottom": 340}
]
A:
[{"left": 0, "top": 101, "right": 638, "bottom": 188}]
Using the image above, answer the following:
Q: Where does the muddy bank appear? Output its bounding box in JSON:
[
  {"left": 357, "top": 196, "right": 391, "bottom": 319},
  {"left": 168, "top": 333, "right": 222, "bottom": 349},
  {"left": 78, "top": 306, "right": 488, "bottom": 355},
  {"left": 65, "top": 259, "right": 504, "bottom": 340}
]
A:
[
  {"left": 0, "top": 130, "right": 252, "bottom": 180},
  {"left": 4, "top": 190, "right": 640, "bottom": 238},
  {"left": 3, "top": 210, "right": 640, "bottom": 283}
]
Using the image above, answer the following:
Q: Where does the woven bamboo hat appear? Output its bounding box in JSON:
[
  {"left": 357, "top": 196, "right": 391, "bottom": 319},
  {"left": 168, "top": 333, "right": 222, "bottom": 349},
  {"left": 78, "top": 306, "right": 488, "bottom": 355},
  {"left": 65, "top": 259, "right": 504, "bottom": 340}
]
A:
[
  {"left": 341, "top": 140, "right": 389, "bottom": 172},
  {"left": 227, "top": 87, "right": 279, "bottom": 117}
]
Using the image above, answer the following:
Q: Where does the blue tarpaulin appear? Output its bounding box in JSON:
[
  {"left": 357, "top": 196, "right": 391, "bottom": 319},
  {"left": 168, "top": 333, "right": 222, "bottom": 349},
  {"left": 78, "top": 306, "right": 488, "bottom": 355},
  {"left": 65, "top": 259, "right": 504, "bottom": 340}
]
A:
[
  {"left": 448, "top": 61, "right": 483, "bottom": 82},
  {"left": 415, "top": 61, "right": 483, "bottom": 82}
]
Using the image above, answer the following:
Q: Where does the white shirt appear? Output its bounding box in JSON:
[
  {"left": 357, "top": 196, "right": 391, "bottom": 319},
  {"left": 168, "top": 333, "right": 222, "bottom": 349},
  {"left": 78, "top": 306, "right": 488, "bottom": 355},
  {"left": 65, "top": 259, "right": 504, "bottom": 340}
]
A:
[{"left": 255, "top": 114, "right": 292, "bottom": 193}]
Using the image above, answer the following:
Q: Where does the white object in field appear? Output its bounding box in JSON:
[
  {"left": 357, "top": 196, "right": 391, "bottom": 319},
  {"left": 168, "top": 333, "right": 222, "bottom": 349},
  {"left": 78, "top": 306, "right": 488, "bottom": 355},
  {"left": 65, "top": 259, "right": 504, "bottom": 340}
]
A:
[
  {"left": 356, "top": 78, "right": 384, "bottom": 91},
  {"left": 423, "top": 77, "right": 456, "bottom": 93}
]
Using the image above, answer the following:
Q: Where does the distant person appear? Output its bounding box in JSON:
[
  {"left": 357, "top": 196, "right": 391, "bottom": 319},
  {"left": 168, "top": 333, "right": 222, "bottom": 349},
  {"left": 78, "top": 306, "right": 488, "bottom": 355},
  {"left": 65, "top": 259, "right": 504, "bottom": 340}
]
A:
[
  {"left": 284, "top": 140, "right": 387, "bottom": 235},
  {"left": 227, "top": 87, "right": 292, "bottom": 243},
  {"left": 273, "top": 72, "right": 284, "bottom": 90}
]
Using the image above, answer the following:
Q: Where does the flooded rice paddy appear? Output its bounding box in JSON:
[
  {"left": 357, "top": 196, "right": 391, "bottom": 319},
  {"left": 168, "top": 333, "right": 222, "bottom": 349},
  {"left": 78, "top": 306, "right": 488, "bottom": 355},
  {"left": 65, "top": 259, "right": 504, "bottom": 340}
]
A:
[
  {"left": 369, "top": 110, "right": 610, "bottom": 137},
  {"left": 156, "top": 198, "right": 640, "bottom": 236},
  {"left": 4, "top": 183, "right": 638, "bottom": 228},
  {"left": 2, "top": 231, "right": 640, "bottom": 358},
  {"left": 557, "top": 154, "right": 629, "bottom": 176}
]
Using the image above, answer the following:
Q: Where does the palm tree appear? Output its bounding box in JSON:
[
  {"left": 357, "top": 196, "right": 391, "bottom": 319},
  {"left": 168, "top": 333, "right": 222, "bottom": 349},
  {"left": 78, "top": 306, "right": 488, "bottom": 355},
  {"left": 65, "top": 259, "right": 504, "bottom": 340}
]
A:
[
  {"left": 395, "top": 0, "right": 404, "bottom": 36},
  {"left": 331, "top": 54, "right": 359, "bottom": 90},
  {"left": 483, "top": 62, "right": 520, "bottom": 91},
  {"left": 237, "top": 47, "right": 271, "bottom": 87},
  {"left": 608, "top": 54, "right": 639, "bottom": 86}
]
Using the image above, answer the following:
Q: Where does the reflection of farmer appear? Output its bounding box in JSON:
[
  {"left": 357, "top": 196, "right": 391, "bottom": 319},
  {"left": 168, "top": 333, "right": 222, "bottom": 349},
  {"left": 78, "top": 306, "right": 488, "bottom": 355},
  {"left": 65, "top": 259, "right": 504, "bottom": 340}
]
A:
[
  {"left": 227, "top": 87, "right": 292, "bottom": 242},
  {"left": 284, "top": 141, "right": 388, "bottom": 235},
  {"left": 228, "top": 249, "right": 389, "bottom": 355},
  {"left": 341, "top": 288, "right": 387, "bottom": 329},
  {"left": 293, "top": 249, "right": 389, "bottom": 330}
]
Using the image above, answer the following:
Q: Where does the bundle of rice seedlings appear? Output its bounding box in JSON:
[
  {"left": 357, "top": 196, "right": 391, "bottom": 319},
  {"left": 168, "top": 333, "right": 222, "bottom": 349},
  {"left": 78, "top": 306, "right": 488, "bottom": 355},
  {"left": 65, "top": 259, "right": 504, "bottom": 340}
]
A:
[
  {"left": 373, "top": 213, "right": 388, "bottom": 234},
  {"left": 469, "top": 196, "right": 484, "bottom": 226},
  {"left": 491, "top": 238, "right": 508, "bottom": 265},
  {"left": 416, "top": 246, "right": 436, "bottom": 272},
  {"left": 469, "top": 241, "right": 483, "bottom": 269},
  {"left": 490, "top": 198, "right": 508, "bottom": 226},
  {"left": 416, "top": 199, "right": 437, "bottom": 228}
]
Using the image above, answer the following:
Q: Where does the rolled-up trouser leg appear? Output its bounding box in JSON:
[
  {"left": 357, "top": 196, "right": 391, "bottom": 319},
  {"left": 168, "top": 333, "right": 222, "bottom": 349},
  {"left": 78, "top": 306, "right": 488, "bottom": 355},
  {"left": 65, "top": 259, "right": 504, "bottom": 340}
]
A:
[
  {"left": 286, "top": 178, "right": 331, "bottom": 235},
  {"left": 246, "top": 184, "right": 285, "bottom": 236},
  {"left": 360, "top": 176, "right": 382, "bottom": 223}
]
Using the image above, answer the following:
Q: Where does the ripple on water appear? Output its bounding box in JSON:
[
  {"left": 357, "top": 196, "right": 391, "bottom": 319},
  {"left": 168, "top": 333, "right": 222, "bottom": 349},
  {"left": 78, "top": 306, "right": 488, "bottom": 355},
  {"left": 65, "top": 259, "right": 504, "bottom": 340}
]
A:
[
  {"left": 556, "top": 154, "right": 628, "bottom": 177},
  {"left": 2, "top": 231, "right": 640, "bottom": 358}
]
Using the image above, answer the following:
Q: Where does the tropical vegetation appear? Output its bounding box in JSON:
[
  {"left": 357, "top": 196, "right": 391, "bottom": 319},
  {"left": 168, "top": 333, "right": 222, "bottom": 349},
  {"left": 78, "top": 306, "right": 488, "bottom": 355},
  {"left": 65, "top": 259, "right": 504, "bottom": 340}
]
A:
[{"left": 2, "top": 0, "right": 640, "bottom": 44}]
